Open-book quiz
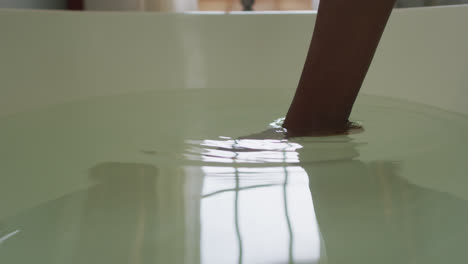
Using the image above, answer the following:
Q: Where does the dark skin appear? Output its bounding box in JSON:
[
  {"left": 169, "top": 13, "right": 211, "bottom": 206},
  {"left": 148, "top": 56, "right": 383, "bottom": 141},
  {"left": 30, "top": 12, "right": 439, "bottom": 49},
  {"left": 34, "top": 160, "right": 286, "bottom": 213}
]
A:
[{"left": 283, "top": 0, "right": 398, "bottom": 136}]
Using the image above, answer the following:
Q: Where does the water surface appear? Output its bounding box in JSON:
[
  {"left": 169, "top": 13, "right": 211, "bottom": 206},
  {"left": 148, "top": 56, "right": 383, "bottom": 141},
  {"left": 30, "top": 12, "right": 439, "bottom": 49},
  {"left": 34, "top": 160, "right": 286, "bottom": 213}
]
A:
[{"left": 1, "top": 89, "right": 468, "bottom": 263}]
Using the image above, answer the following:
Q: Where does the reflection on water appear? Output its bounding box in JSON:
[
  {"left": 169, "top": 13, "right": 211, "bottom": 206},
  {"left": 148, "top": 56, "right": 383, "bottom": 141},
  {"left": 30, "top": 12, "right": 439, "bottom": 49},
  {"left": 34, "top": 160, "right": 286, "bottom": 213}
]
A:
[
  {"left": 0, "top": 229, "right": 20, "bottom": 245},
  {"left": 201, "top": 165, "right": 321, "bottom": 264},
  {"left": 2, "top": 135, "right": 468, "bottom": 263},
  {"left": 199, "top": 135, "right": 322, "bottom": 264},
  {"left": 185, "top": 138, "right": 301, "bottom": 164}
]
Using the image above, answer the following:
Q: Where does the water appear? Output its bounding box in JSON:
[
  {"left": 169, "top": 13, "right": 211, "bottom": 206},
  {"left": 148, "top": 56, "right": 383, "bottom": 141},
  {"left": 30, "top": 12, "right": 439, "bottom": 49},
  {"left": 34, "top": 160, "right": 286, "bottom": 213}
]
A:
[{"left": 1, "top": 88, "right": 468, "bottom": 264}]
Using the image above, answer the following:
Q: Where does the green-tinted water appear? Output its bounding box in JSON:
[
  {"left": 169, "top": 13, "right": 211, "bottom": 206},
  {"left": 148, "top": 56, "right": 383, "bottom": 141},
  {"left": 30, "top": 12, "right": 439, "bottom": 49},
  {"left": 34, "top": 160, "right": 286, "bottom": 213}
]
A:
[{"left": 1, "top": 88, "right": 468, "bottom": 264}]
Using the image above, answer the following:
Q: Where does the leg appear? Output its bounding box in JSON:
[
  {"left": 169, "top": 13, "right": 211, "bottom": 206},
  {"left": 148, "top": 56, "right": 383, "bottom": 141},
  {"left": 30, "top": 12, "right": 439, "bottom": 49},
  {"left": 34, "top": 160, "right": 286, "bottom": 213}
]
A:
[{"left": 283, "top": 0, "right": 397, "bottom": 136}]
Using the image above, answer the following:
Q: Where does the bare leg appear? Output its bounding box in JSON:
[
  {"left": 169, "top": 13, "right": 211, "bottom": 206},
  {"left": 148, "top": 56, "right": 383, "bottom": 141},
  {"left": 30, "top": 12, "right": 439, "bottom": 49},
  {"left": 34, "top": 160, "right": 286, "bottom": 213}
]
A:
[{"left": 283, "top": 0, "right": 397, "bottom": 136}]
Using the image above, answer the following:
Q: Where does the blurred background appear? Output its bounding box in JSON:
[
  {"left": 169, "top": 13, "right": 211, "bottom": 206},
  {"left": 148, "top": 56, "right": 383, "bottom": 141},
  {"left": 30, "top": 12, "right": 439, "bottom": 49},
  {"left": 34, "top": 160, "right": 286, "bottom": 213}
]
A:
[{"left": 0, "top": 0, "right": 467, "bottom": 12}]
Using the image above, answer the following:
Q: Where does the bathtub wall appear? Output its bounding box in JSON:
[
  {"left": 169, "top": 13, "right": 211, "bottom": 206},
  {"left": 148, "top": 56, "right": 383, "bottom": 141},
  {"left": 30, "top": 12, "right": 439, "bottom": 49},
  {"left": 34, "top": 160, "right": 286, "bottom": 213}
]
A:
[{"left": 1, "top": 7, "right": 467, "bottom": 117}]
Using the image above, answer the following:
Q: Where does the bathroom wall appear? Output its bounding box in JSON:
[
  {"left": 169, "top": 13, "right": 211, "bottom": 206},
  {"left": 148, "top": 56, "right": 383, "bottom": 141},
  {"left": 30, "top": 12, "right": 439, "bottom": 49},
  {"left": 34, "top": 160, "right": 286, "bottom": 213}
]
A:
[
  {"left": 84, "top": 0, "right": 197, "bottom": 11},
  {"left": 396, "top": 0, "right": 468, "bottom": 8},
  {"left": 0, "top": 0, "right": 66, "bottom": 9}
]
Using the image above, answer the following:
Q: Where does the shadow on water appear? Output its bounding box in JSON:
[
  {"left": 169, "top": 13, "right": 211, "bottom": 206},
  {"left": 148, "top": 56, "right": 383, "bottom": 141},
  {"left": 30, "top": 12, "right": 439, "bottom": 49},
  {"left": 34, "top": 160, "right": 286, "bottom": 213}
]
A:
[
  {"left": 297, "top": 136, "right": 468, "bottom": 264},
  {"left": 0, "top": 162, "right": 194, "bottom": 264},
  {"left": 75, "top": 163, "right": 160, "bottom": 264}
]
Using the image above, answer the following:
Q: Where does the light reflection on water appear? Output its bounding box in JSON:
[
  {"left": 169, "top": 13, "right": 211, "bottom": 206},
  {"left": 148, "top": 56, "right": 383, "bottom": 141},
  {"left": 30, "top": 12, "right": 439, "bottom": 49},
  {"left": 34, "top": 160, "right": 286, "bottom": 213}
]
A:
[
  {"left": 185, "top": 139, "right": 302, "bottom": 164},
  {"left": 0, "top": 230, "right": 20, "bottom": 245},
  {"left": 193, "top": 134, "right": 324, "bottom": 264},
  {"left": 201, "top": 165, "right": 322, "bottom": 264}
]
